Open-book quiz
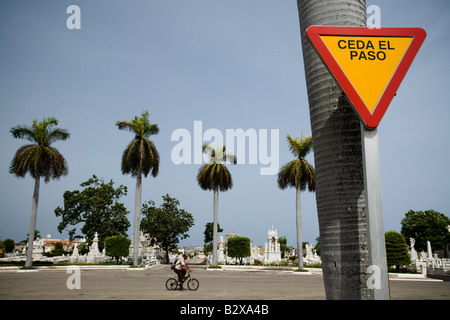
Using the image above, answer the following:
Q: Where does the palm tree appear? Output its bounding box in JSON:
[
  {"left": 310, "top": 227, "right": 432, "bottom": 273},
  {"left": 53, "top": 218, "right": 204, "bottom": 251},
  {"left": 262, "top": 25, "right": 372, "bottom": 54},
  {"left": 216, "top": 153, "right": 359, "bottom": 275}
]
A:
[
  {"left": 277, "top": 135, "right": 315, "bottom": 270},
  {"left": 297, "top": 0, "right": 371, "bottom": 299},
  {"left": 116, "top": 110, "right": 159, "bottom": 266},
  {"left": 9, "top": 117, "right": 70, "bottom": 267},
  {"left": 197, "top": 145, "right": 236, "bottom": 266}
]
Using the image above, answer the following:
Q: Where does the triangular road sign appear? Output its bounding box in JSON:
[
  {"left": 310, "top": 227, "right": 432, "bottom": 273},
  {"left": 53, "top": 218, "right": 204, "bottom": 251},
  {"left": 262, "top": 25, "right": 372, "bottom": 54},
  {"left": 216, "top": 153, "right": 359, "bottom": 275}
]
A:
[{"left": 306, "top": 26, "right": 426, "bottom": 129}]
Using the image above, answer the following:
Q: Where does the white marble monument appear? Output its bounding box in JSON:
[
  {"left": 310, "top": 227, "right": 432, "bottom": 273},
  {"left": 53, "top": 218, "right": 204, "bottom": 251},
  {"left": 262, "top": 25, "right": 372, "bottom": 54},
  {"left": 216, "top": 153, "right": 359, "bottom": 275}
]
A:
[
  {"left": 32, "top": 237, "right": 44, "bottom": 259},
  {"left": 264, "top": 226, "right": 281, "bottom": 263},
  {"left": 86, "top": 232, "right": 103, "bottom": 263},
  {"left": 304, "top": 243, "right": 321, "bottom": 265}
]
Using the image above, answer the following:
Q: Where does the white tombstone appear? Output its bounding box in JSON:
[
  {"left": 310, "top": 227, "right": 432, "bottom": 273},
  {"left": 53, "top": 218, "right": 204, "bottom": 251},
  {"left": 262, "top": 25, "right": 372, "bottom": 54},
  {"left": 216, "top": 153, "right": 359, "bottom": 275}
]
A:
[
  {"left": 87, "top": 232, "right": 102, "bottom": 263},
  {"left": 217, "top": 236, "right": 226, "bottom": 263},
  {"left": 427, "top": 241, "right": 432, "bottom": 259},
  {"left": 70, "top": 243, "right": 79, "bottom": 263},
  {"left": 32, "top": 237, "right": 44, "bottom": 259},
  {"left": 90, "top": 232, "right": 100, "bottom": 255}
]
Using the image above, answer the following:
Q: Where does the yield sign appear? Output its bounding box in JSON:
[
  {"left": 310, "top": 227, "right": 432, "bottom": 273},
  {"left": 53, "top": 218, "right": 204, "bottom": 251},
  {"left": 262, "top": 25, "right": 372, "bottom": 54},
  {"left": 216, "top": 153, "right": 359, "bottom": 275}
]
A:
[{"left": 306, "top": 26, "right": 426, "bottom": 129}]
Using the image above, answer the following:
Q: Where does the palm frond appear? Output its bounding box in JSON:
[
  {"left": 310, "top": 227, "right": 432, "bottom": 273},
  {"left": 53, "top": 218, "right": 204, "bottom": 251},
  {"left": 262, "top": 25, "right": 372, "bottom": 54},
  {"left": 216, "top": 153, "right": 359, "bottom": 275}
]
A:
[
  {"left": 121, "top": 137, "right": 159, "bottom": 178},
  {"left": 202, "top": 144, "right": 237, "bottom": 165},
  {"left": 197, "top": 160, "right": 234, "bottom": 192},
  {"left": 202, "top": 144, "right": 216, "bottom": 160},
  {"left": 47, "top": 128, "right": 70, "bottom": 145},
  {"left": 141, "top": 139, "right": 160, "bottom": 177},
  {"left": 224, "top": 153, "right": 237, "bottom": 165},
  {"left": 10, "top": 126, "right": 37, "bottom": 143},
  {"left": 287, "top": 134, "right": 313, "bottom": 159},
  {"left": 116, "top": 110, "right": 159, "bottom": 138},
  {"left": 197, "top": 144, "right": 236, "bottom": 191},
  {"left": 116, "top": 120, "right": 136, "bottom": 133},
  {"left": 278, "top": 134, "right": 316, "bottom": 191},
  {"left": 117, "top": 110, "right": 160, "bottom": 178},
  {"left": 298, "top": 135, "right": 313, "bottom": 159},
  {"left": 10, "top": 144, "right": 68, "bottom": 182},
  {"left": 10, "top": 117, "right": 69, "bottom": 182}
]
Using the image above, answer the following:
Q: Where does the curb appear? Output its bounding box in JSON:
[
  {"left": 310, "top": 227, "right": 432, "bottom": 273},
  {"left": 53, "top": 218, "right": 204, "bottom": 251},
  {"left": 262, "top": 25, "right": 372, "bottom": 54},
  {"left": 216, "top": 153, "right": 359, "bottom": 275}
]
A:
[
  {"left": 0, "top": 264, "right": 164, "bottom": 272},
  {"left": 206, "top": 265, "right": 319, "bottom": 274}
]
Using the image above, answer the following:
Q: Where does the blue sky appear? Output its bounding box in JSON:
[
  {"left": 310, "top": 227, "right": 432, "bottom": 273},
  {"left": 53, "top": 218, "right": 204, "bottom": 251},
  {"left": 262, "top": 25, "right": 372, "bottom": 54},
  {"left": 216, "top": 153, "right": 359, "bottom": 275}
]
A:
[{"left": 1, "top": 0, "right": 449, "bottom": 249}]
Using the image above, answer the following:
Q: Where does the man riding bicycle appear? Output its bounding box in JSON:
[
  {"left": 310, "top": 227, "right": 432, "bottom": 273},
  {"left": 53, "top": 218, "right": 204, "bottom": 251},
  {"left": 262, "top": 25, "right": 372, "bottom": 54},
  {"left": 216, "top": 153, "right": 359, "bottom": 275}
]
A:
[{"left": 173, "top": 253, "right": 191, "bottom": 290}]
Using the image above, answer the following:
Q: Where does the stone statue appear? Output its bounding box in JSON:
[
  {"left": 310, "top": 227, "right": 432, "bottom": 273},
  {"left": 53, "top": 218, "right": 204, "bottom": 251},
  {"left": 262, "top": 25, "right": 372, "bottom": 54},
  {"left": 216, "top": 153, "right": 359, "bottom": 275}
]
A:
[{"left": 409, "top": 238, "right": 418, "bottom": 263}]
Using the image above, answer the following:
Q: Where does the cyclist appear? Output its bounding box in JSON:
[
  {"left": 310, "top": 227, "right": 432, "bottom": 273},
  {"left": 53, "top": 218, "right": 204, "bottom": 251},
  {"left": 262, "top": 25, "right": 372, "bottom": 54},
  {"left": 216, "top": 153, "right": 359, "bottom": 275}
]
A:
[{"left": 173, "top": 253, "right": 191, "bottom": 290}]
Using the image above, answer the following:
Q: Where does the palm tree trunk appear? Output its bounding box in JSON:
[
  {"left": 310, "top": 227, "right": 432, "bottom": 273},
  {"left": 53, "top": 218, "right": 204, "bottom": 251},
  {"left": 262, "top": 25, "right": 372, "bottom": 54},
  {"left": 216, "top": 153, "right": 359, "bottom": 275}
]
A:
[
  {"left": 297, "top": 0, "right": 373, "bottom": 299},
  {"left": 212, "top": 186, "right": 219, "bottom": 266},
  {"left": 165, "top": 244, "right": 170, "bottom": 263},
  {"left": 133, "top": 171, "right": 142, "bottom": 267},
  {"left": 296, "top": 187, "right": 303, "bottom": 269},
  {"left": 25, "top": 176, "right": 40, "bottom": 268}
]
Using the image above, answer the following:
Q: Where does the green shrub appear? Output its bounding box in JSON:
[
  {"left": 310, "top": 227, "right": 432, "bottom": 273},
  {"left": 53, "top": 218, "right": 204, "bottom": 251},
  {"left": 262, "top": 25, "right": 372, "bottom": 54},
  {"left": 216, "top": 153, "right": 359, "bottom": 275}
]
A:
[
  {"left": 385, "top": 231, "right": 410, "bottom": 272},
  {"left": 104, "top": 235, "right": 130, "bottom": 263}
]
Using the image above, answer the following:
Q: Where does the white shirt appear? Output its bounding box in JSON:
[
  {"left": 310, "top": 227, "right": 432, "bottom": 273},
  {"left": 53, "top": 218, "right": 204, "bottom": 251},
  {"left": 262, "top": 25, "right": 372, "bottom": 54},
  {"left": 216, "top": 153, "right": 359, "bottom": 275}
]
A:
[{"left": 175, "top": 256, "right": 185, "bottom": 271}]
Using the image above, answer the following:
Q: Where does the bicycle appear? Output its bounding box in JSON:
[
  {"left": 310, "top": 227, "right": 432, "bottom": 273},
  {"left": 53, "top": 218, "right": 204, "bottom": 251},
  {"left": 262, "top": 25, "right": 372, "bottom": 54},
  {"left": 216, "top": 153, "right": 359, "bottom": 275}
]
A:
[{"left": 165, "top": 271, "right": 199, "bottom": 291}]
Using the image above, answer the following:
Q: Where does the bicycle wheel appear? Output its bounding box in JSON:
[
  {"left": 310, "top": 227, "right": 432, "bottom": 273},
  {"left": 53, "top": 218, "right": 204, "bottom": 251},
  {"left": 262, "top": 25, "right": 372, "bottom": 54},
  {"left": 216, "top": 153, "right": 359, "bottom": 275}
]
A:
[
  {"left": 165, "top": 278, "right": 178, "bottom": 290},
  {"left": 187, "top": 278, "right": 199, "bottom": 291}
]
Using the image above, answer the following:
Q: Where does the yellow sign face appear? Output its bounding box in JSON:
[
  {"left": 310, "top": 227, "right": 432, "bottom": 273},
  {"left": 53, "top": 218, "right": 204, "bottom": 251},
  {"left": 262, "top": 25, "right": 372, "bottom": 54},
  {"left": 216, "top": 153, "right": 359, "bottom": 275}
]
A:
[
  {"left": 307, "top": 27, "right": 427, "bottom": 128},
  {"left": 320, "top": 36, "right": 413, "bottom": 113}
]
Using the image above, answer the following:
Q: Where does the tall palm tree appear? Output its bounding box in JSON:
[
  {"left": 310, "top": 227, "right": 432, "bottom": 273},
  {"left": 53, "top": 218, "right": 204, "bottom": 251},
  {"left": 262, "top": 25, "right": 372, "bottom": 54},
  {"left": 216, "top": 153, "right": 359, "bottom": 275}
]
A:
[
  {"left": 116, "top": 110, "right": 159, "bottom": 266},
  {"left": 9, "top": 117, "right": 70, "bottom": 267},
  {"left": 297, "top": 0, "right": 372, "bottom": 299},
  {"left": 277, "top": 134, "right": 315, "bottom": 270},
  {"left": 197, "top": 145, "right": 236, "bottom": 266}
]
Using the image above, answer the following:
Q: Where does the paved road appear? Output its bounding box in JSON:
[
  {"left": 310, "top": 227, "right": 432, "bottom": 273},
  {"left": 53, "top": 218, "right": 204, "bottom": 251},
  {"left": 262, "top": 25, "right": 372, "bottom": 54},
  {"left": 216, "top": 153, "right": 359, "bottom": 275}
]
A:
[{"left": 0, "top": 264, "right": 448, "bottom": 301}]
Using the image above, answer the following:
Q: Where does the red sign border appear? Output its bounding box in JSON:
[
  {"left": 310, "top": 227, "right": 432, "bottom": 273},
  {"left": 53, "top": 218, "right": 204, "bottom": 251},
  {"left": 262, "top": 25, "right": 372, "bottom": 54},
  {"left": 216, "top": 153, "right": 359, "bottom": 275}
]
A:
[{"left": 306, "top": 26, "right": 426, "bottom": 129}]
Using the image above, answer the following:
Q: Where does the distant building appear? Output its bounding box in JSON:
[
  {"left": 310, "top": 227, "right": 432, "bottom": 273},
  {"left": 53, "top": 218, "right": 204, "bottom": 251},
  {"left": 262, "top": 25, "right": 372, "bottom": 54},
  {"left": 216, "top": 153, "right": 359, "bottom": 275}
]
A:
[
  {"left": 214, "top": 227, "right": 283, "bottom": 264},
  {"left": 41, "top": 234, "right": 83, "bottom": 253}
]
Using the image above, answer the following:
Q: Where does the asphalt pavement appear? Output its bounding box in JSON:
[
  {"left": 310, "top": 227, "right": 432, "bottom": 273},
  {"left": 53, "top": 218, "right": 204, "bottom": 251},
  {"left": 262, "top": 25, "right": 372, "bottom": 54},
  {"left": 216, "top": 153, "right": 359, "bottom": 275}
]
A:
[{"left": 0, "top": 263, "right": 448, "bottom": 301}]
